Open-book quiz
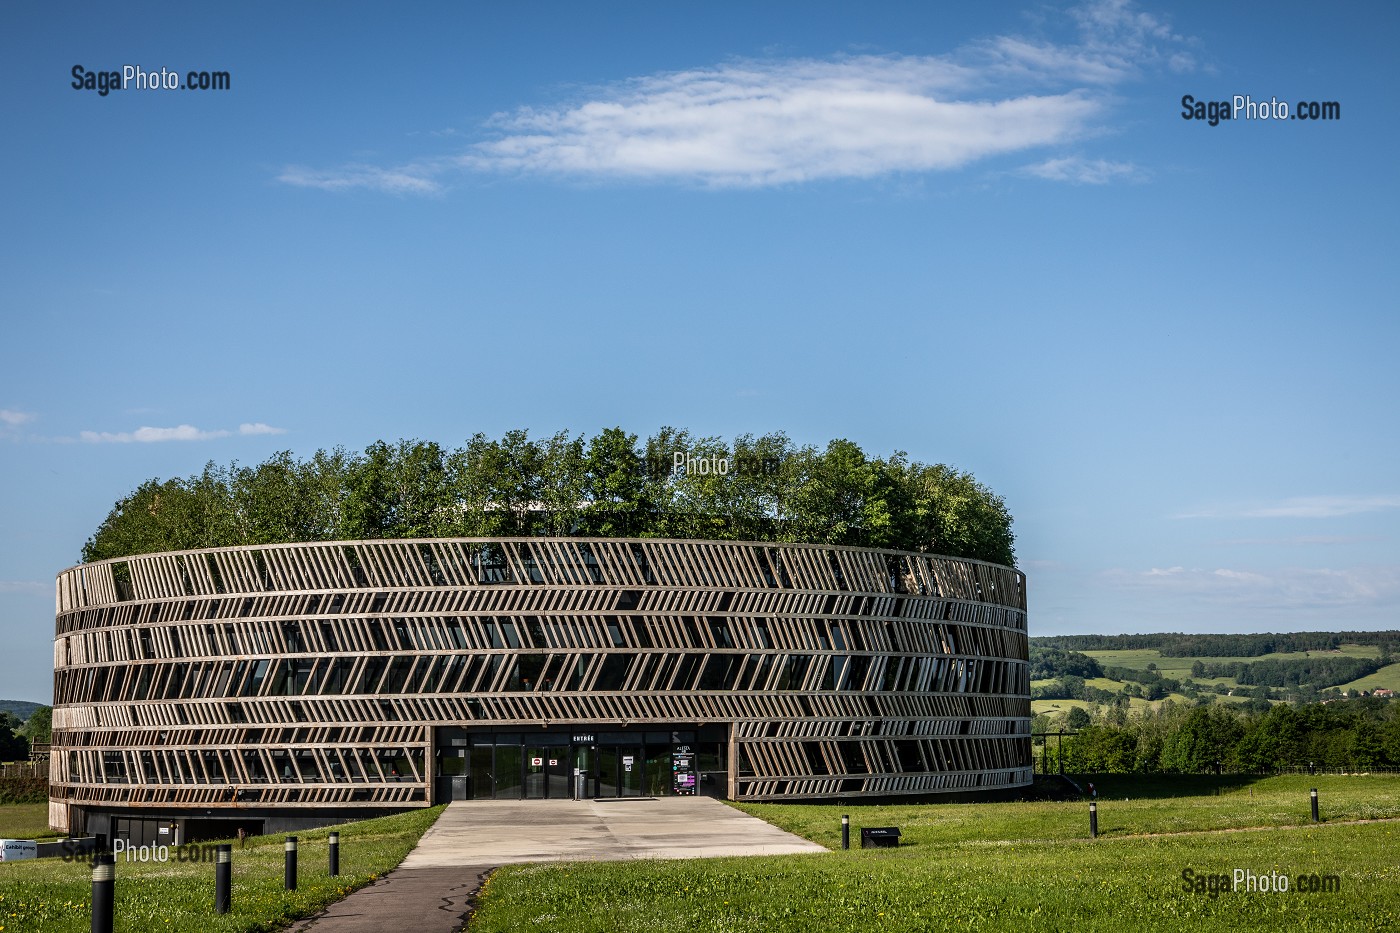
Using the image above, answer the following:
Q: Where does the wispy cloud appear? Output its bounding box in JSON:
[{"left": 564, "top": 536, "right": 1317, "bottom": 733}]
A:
[
  {"left": 280, "top": 0, "right": 1193, "bottom": 191},
  {"left": 276, "top": 164, "right": 441, "bottom": 195},
  {"left": 0, "top": 580, "right": 48, "bottom": 594},
  {"left": 79, "top": 422, "right": 288, "bottom": 443},
  {"left": 0, "top": 409, "right": 35, "bottom": 428},
  {"left": 1106, "top": 563, "right": 1400, "bottom": 612},
  {"left": 239, "top": 422, "right": 288, "bottom": 436},
  {"left": 1215, "top": 535, "right": 1385, "bottom": 547},
  {"left": 1177, "top": 495, "right": 1400, "bottom": 520},
  {"left": 1020, "top": 155, "right": 1142, "bottom": 183}
]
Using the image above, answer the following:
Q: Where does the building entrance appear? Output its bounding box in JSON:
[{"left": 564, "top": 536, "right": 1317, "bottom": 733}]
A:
[{"left": 435, "top": 724, "right": 726, "bottom": 801}]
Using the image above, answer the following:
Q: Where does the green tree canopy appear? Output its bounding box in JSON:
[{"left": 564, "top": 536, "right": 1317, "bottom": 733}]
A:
[
  {"left": 81, "top": 428, "right": 1017, "bottom": 567},
  {"left": 19, "top": 706, "right": 51, "bottom": 746}
]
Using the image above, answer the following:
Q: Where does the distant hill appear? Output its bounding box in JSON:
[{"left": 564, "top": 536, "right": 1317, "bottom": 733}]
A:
[{"left": 0, "top": 700, "right": 44, "bottom": 722}]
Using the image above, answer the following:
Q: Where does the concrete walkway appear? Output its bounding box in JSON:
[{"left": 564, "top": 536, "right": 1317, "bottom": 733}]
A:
[{"left": 289, "top": 797, "right": 825, "bottom": 932}]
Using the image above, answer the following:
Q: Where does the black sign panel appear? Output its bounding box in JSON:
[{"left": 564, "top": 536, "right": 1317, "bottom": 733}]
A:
[{"left": 671, "top": 746, "right": 697, "bottom": 796}]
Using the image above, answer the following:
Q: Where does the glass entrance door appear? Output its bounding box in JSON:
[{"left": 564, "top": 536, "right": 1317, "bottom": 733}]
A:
[
  {"left": 494, "top": 746, "right": 522, "bottom": 799},
  {"left": 545, "top": 746, "right": 569, "bottom": 798},
  {"left": 525, "top": 745, "right": 570, "bottom": 799},
  {"left": 525, "top": 746, "right": 547, "bottom": 798},
  {"left": 596, "top": 747, "right": 620, "bottom": 798}
]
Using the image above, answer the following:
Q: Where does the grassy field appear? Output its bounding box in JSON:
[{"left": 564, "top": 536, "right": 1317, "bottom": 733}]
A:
[
  {"left": 1339, "top": 661, "right": 1400, "bottom": 693},
  {"left": 470, "top": 775, "right": 1400, "bottom": 933},
  {"left": 0, "top": 803, "right": 62, "bottom": 841},
  {"left": 0, "top": 805, "right": 444, "bottom": 932}
]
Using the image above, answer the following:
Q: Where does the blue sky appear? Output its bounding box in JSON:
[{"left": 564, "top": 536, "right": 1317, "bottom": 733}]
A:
[{"left": 2, "top": 1, "right": 1397, "bottom": 702}]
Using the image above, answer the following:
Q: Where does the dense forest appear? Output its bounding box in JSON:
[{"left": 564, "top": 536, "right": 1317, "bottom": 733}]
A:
[
  {"left": 1038, "top": 699, "right": 1400, "bottom": 774},
  {"left": 81, "top": 428, "right": 1016, "bottom": 566},
  {"left": 1034, "top": 631, "right": 1399, "bottom": 657}
]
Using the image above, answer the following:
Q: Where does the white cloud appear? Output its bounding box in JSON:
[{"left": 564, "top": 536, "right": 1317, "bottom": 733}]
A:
[
  {"left": 81, "top": 424, "right": 231, "bottom": 443},
  {"left": 1020, "top": 155, "right": 1141, "bottom": 183},
  {"left": 1178, "top": 495, "right": 1400, "bottom": 520},
  {"left": 281, "top": 1, "right": 1193, "bottom": 191},
  {"left": 0, "top": 409, "right": 35, "bottom": 427},
  {"left": 0, "top": 580, "right": 47, "bottom": 593},
  {"left": 239, "top": 422, "right": 288, "bottom": 436},
  {"left": 462, "top": 60, "right": 1099, "bottom": 187}
]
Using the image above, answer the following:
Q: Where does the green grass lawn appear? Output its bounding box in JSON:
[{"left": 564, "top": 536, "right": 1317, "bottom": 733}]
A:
[
  {"left": 0, "top": 803, "right": 63, "bottom": 841},
  {"left": 470, "top": 774, "right": 1400, "bottom": 933},
  {"left": 0, "top": 805, "right": 444, "bottom": 932}
]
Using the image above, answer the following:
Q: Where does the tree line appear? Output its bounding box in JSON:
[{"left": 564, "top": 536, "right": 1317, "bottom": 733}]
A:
[
  {"left": 1034, "top": 631, "right": 1399, "bottom": 658},
  {"left": 1038, "top": 698, "right": 1400, "bottom": 774},
  {"left": 81, "top": 428, "right": 1016, "bottom": 566},
  {"left": 1191, "top": 656, "right": 1388, "bottom": 688}
]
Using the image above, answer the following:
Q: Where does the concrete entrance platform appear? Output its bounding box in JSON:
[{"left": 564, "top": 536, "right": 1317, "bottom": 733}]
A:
[
  {"left": 290, "top": 798, "right": 824, "bottom": 932},
  {"left": 404, "top": 796, "right": 827, "bottom": 866}
]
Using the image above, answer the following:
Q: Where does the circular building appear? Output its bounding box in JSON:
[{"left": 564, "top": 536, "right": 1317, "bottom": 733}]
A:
[{"left": 50, "top": 538, "right": 1029, "bottom": 841}]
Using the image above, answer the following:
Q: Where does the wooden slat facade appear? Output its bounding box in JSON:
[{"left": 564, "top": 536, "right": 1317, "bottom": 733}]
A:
[{"left": 49, "top": 537, "right": 1030, "bottom": 830}]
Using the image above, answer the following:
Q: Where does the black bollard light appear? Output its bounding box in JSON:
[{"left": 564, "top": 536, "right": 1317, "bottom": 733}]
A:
[
  {"left": 214, "top": 844, "right": 231, "bottom": 914},
  {"left": 841, "top": 814, "right": 850, "bottom": 850},
  {"left": 1311, "top": 788, "right": 1319, "bottom": 822},
  {"left": 91, "top": 850, "right": 115, "bottom": 933},
  {"left": 328, "top": 831, "right": 339, "bottom": 877},
  {"left": 1089, "top": 801, "right": 1098, "bottom": 839},
  {"left": 285, "top": 836, "right": 298, "bottom": 891}
]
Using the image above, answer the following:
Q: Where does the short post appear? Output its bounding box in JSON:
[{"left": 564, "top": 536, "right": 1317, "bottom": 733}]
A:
[
  {"left": 1089, "top": 801, "right": 1098, "bottom": 839},
  {"left": 284, "top": 836, "right": 298, "bottom": 891},
  {"left": 841, "top": 814, "right": 850, "bottom": 850},
  {"left": 328, "top": 832, "right": 339, "bottom": 877},
  {"left": 214, "top": 844, "right": 231, "bottom": 914},
  {"left": 1311, "top": 788, "right": 1319, "bottom": 822},
  {"left": 91, "top": 850, "right": 115, "bottom": 933}
]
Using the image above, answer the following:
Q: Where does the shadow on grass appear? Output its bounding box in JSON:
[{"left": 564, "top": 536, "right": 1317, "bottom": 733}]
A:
[{"left": 1065, "top": 772, "right": 1264, "bottom": 800}]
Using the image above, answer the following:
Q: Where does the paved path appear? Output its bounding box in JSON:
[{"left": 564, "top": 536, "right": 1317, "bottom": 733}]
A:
[{"left": 289, "top": 797, "right": 825, "bottom": 932}]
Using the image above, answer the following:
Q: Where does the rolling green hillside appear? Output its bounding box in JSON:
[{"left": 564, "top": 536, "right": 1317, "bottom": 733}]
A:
[{"left": 1028, "top": 634, "right": 1395, "bottom": 725}]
